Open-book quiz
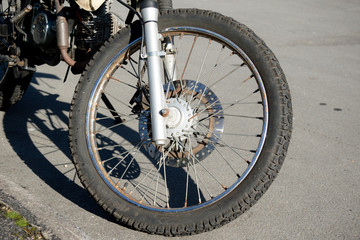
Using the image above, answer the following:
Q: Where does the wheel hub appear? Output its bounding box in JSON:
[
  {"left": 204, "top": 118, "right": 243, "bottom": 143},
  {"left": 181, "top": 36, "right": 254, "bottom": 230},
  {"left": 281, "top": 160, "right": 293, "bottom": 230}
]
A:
[
  {"left": 165, "top": 98, "right": 195, "bottom": 138},
  {"left": 139, "top": 80, "right": 224, "bottom": 167}
]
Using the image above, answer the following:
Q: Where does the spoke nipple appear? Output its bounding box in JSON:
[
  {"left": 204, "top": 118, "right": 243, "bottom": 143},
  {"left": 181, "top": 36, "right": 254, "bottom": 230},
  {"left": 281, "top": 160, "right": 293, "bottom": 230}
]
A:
[{"left": 121, "top": 183, "right": 128, "bottom": 191}]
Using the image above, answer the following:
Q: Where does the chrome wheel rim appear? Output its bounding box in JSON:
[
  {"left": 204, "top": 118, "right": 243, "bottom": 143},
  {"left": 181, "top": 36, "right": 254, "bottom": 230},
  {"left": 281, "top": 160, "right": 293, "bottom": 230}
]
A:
[{"left": 85, "top": 27, "right": 268, "bottom": 212}]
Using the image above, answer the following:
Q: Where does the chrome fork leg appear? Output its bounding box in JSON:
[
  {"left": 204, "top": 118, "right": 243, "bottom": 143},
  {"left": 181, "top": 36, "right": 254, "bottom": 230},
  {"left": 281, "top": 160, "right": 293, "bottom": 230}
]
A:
[{"left": 140, "top": 0, "right": 167, "bottom": 146}]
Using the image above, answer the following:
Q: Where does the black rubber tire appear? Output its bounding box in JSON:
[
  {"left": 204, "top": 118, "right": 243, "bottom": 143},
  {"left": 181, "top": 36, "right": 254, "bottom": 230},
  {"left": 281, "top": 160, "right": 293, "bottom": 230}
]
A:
[
  {"left": 69, "top": 9, "right": 292, "bottom": 236},
  {"left": 0, "top": 66, "right": 33, "bottom": 111}
]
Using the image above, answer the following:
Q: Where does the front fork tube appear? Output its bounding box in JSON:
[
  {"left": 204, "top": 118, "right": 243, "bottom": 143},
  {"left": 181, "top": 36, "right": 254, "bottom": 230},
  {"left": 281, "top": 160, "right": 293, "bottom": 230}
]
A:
[{"left": 140, "top": 1, "right": 167, "bottom": 146}]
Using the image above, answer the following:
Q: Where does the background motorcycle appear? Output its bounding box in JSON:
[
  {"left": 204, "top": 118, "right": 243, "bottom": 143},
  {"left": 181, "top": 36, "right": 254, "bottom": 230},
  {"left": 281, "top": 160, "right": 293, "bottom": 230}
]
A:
[
  {"left": 0, "top": 0, "right": 292, "bottom": 236},
  {"left": 0, "top": 0, "right": 173, "bottom": 109}
]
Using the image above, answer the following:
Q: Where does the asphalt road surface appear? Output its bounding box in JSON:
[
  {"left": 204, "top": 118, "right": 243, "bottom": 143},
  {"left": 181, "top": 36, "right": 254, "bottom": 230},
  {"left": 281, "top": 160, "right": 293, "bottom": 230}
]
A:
[{"left": 1, "top": 0, "right": 359, "bottom": 239}]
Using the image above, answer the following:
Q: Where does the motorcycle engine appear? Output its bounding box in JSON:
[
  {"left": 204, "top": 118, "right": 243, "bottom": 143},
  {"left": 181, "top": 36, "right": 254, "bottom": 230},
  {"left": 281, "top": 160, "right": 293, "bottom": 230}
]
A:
[
  {"left": 76, "top": 14, "right": 109, "bottom": 49},
  {"left": 29, "top": 5, "right": 60, "bottom": 66},
  {"left": 31, "top": 11, "right": 57, "bottom": 46},
  {"left": 75, "top": 11, "right": 122, "bottom": 51},
  {"left": 71, "top": 1, "right": 123, "bottom": 67},
  {"left": 27, "top": 1, "right": 122, "bottom": 66}
]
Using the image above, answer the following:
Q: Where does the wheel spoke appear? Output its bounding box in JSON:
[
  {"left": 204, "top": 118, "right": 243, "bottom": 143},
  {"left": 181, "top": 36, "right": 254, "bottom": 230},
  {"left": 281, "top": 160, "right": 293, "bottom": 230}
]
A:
[
  {"left": 107, "top": 134, "right": 150, "bottom": 176},
  {"left": 96, "top": 117, "right": 138, "bottom": 134},
  {"left": 184, "top": 130, "right": 261, "bottom": 138},
  {"left": 153, "top": 166, "right": 161, "bottom": 206},
  {"left": 118, "top": 145, "right": 143, "bottom": 180},
  {"left": 177, "top": 138, "right": 202, "bottom": 203},
  {"left": 196, "top": 121, "right": 251, "bottom": 164},
  {"left": 197, "top": 114, "right": 262, "bottom": 124},
  {"left": 183, "top": 63, "right": 244, "bottom": 110},
  {"left": 132, "top": 141, "right": 176, "bottom": 203},
  {"left": 175, "top": 138, "right": 227, "bottom": 190},
  {"left": 181, "top": 38, "right": 211, "bottom": 103},
  {"left": 191, "top": 88, "right": 260, "bottom": 122},
  {"left": 198, "top": 46, "right": 239, "bottom": 85},
  {"left": 180, "top": 36, "right": 197, "bottom": 81},
  {"left": 161, "top": 148, "right": 170, "bottom": 208},
  {"left": 128, "top": 55, "right": 140, "bottom": 79},
  {"left": 119, "top": 65, "right": 139, "bottom": 79},
  {"left": 184, "top": 164, "right": 190, "bottom": 207},
  {"left": 109, "top": 76, "right": 137, "bottom": 89},
  {"left": 207, "top": 65, "right": 244, "bottom": 90},
  {"left": 221, "top": 113, "right": 263, "bottom": 119},
  {"left": 220, "top": 101, "right": 263, "bottom": 105},
  {"left": 101, "top": 91, "right": 133, "bottom": 110},
  {"left": 193, "top": 63, "right": 245, "bottom": 109},
  {"left": 211, "top": 141, "right": 240, "bottom": 177},
  {"left": 187, "top": 136, "right": 215, "bottom": 200}
]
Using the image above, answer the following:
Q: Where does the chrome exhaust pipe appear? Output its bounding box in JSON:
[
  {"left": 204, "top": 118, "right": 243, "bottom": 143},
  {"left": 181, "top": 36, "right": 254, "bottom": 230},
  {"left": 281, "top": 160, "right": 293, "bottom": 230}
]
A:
[{"left": 55, "top": 0, "right": 75, "bottom": 67}]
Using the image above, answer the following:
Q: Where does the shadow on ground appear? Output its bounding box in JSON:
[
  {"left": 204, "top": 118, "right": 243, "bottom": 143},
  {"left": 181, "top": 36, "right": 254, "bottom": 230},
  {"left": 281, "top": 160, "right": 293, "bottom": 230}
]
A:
[
  {"left": 2, "top": 71, "right": 204, "bottom": 219},
  {"left": 2, "top": 73, "right": 113, "bottom": 221}
]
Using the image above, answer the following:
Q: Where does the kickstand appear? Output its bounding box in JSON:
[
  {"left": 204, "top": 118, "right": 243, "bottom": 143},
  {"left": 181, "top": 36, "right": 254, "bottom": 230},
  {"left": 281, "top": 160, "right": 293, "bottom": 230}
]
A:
[{"left": 63, "top": 65, "right": 71, "bottom": 83}]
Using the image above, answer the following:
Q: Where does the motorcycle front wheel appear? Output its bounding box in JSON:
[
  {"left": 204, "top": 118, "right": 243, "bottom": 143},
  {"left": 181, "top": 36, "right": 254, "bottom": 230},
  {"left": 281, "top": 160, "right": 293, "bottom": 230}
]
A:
[{"left": 69, "top": 9, "right": 292, "bottom": 236}]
